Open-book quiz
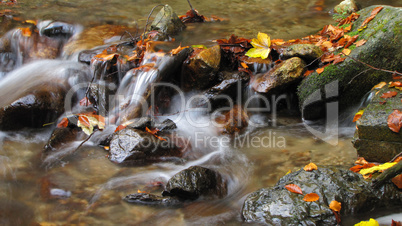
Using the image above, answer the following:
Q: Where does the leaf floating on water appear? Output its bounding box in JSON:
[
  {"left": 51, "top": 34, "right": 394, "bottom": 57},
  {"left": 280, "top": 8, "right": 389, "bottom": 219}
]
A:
[
  {"left": 387, "top": 110, "right": 402, "bottom": 133},
  {"left": 329, "top": 200, "right": 342, "bottom": 212},
  {"left": 303, "top": 193, "right": 319, "bottom": 202},
  {"left": 353, "top": 109, "right": 365, "bottom": 122},
  {"left": 359, "top": 6, "right": 384, "bottom": 30},
  {"left": 245, "top": 32, "right": 271, "bottom": 59},
  {"left": 303, "top": 162, "right": 318, "bottom": 171},
  {"left": 354, "top": 218, "right": 379, "bottom": 226},
  {"left": 380, "top": 91, "right": 398, "bottom": 98},
  {"left": 284, "top": 184, "right": 303, "bottom": 195},
  {"left": 359, "top": 162, "right": 397, "bottom": 175}
]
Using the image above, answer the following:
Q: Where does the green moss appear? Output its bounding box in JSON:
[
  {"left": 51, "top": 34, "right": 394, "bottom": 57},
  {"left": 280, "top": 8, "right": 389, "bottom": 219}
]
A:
[
  {"left": 349, "top": 45, "right": 356, "bottom": 51},
  {"left": 394, "top": 21, "right": 402, "bottom": 34},
  {"left": 346, "top": 30, "right": 359, "bottom": 37}
]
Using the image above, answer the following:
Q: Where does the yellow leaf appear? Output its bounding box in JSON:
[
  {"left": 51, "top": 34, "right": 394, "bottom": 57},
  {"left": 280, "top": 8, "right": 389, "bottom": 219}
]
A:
[
  {"left": 342, "top": 48, "right": 351, "bottom": 55},
  {"left": 245, "top": 32, "right": 271, "bottom": 59},
  {"left": 359, "top": 162, "right": 397, "bottom": 175},
  {"left": 354, "top": 218, "right": 379, "bottom": 226},
  {"left": 372, "top": 81, "right": 387, "bottom": 90},
  {"left": 353, "top": 109, "right": 365, "bottom": 122},
  {"left": 285, "top": 170, "right": 292, "bottom": 175},
  {"left": 77, "top": 114, "right": 105, "bottom": 135},
  {"left": 303, "top": 162, "right": 318, "bottom": 171}
]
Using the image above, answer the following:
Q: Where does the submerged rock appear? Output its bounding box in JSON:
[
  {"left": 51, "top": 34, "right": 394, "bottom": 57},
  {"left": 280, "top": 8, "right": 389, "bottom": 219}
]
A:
[
  {"left": 124, "top": 193, "right": 182, "bottom": 207},
  {"left": 252, "top": 57, "right": 305, "bottom": 93},
  {"left": 352, "top": 85, "right": 402, "bottom": 162},
  {"left": 108, "top": 127, "right": 182, "bottom": 165},
  {"left": 298, "top": 5, "right": 402, "bottom": 120},
  {"left": 162, "top": 166, "right": 228, "bottom": 200},
  {"left": 242, "top": 167, "right": 402, "bottom": 225},
  {"left": 333, "top": 0, "right": 359, "bottom": 15},
  {"left": 182, "top": 45, "right": 221, "bottom": 90},
  {"left": 150, "top": 5, "right": 185, "bottom": 38}
]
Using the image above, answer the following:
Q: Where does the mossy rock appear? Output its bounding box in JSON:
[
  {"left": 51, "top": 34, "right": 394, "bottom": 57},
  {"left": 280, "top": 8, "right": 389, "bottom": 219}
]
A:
[
  {"left": 298, "top": 5, "right": 402, "bottom": 120},
  {"left": 352, "top": 85, "right": 402, "bottom": 162}
]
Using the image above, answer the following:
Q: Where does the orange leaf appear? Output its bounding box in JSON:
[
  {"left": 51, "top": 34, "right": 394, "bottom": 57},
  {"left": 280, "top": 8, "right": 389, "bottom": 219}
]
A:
[
  {"left": 241, "top": 62, "right": 249, "bottom": 69},
  {"left": 389, "top": 81, "right": 402, "bottom": 88},
  {"left": 20, "top": 27, "right": 32, "bottom": 37},
  {"left": 388, "top": 110, "right": 402, "bottom": 133},
  {"left": 114, "top": 124, "right": 127, "bottom": 132},
  {"left": 349, "top": 163, "right": 377, "bottom": 173},
  {"left": 380, "top": 91, "right": 398, "bottom": 98},
  {"left": 78, "top": 115, "right": 91, "bottom": 127},
  {"left": 316, "top": 67, "right": 325, "bottom": 74},
  {"left": 171, "top": 45, "right": 188, "bottom": 55},
  {"left": 391, "top": 174, "right": 402, "bottom": 189},
  {"left": 303, "top": 193, "right": 319, "bottom": 202},
  {"left": 57, "top": 117, "right": 69, "bottom": 128},
  {"left": 329, "top": 200, "right": 342, "bottom": 212},
  {"left": 342, "top": 48, "right": 351, "bottom": 56},
  {"left": 355, "top": 39, "right": 367, "bottom": 47},
  {"left": 359, "top": 6, "right": 383, "bottom": 29},
  {"left": 79, "top": 97, "right": 92, "bottom": 106},
  {"left": 394, "top": 156, "right": 402, "bottom": 163},
  {"left": 355, "top": 157, "right": 368, "bottom": 165},
  {"left": 285, "top": 184, "right": 303, "bottom": 195},
  {"left": 392, "top": 220, "right": 402, "bottom": 226},
  {"left": 146, "top": 127, "right": 159, "bottom": 135},
  {"left": 304, "top": 162, "right": 318, "bottom": 171}
]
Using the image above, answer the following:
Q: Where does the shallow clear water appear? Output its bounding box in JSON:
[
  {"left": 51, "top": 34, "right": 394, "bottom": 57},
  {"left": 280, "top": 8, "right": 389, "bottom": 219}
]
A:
[{"left": 0, "top": 0, "right": 401, "bottom": 225}]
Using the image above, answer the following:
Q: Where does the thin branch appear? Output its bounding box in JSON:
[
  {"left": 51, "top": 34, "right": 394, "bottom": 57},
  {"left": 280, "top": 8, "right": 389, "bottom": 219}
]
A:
[
  {"left": 347, "top": 68, "right": 371, "bottom": 85},
  {"left": 142, "top": 4, "right": 164, "bottom": 41},
  {"left": 74, "top": 131, "right": 95, "bottom": 152},
  {"left": 390, "top": 151, "right": 402, "bottom": 163},
  {"left": 186, "top": 0, "right": 194, "bottom": 11},
  {"left": 346, "top": 55, "right": 402, "bottom": 76}
]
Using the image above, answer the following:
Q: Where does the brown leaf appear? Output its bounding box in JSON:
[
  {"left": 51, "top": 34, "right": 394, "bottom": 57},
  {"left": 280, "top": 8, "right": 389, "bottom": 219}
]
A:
[
  {"left": 285, "top": 184, "right": 303, "bottom": 195},
  {"left": 57, "top": 117, "right": 69, "bottom": 128},
  {"left": 355, "top": 157, "right": 369, "bottom": 165},
  {"left": 303, "top": 193, "right": 319, "bottom": 202},
  {"left": 392, "top": 220, "right": 402, "bottom": 226},
  {"left": 387, "top": 110, "right": 402, "bottom": 133},
  {"left": 389, "top": 81, "right": 402, "bottom": 88},
  {"left": 380, "top": 91, "right": 398, "bottom": 98},
  {"left": 170, "top": 45, "right": 189, "bottom": 55},
  {"left": 329, "top": 200, "right": 342, "bottom": 212},
  {"left": 359, "top": 6, "right": 384, "bottom": 29},
  {"left": 145, "top": 127, "right": 166, "bottom": 141},
  {"left": 79, "top": 97, "right": 92, "bottom": 106},
  {"left": 303, "top": 162, "right": 318, "bottom": 171},
  {"left": 354, "top": 39, "right": 367, "bottom": 47},
  {"left": 391, "top": 174, "right": 402, "bottom": 189}
]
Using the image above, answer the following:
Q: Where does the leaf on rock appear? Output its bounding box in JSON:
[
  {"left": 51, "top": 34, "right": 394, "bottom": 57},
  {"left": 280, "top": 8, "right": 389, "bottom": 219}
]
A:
[
  {"left": 79, "top": 97, "right": 92, "bottom": 106},
  {"left": 329, "top": 200, "right": 341, "bottom": 212},
  {"left": 353, "top": 109, "right": 364, "bottom": 122},
  {"left": 359, "top": 162, "right": 397, "bottom": 175},
  {"left": 354, "top": 218, "right": 379, "bottom": 226},
  {"left": 77, "top": 113, "right": 105, "bottom": 135},
  {"left": 359, "top": 6, "right": 384, "bottom": 30},
  {"left": 355, "top": 157, "right": 369, "bottom": 165},
  {"left": 284, "top": 184, "right": 303, "bottom": 195},
  {"left": 342, "top": 48, "right": 351, "bottom": 56},
  {"left": 170, "top": 45, "right": 189, "bottom": 55},
  {"left": 19, "top": 27, "right": 32, "bottom": 37},
  {"left": 380, "top": 91, "right": 398, "bottom": 98},
  {"left": 391, "top": 174, "right": 402, "bottom": 189},
  {"left": 303, "top": 162, "right": 318, "bottom": 171},
  {"left": 350, "top": 163, "right": 377, "bottom": 173},
  {"left": 303, "top": 193, "right": 319, "bottom": 202},
  {"left": 316, "top": 67, "right": 325, "bottom": 74},
  {"left": 114, "top": 124, "right": 126, "bottom": 132},
  {"left": 355, "top": 39, "right": 367, "bottom": 47},
  {"left": 145, "top": 127, "right": 166, "bottom": 141},
  {"left": 372, "top": 81, "right": 387, "bottom": 90},
  {"left": 57, "top": 117, "right": 69, "bottom": 128},
  {"left": 388, "top": 110, "right": 402, "bottom": 133},
  {"left": 245, "top": 32, "right": 271, "bottom": 59}
]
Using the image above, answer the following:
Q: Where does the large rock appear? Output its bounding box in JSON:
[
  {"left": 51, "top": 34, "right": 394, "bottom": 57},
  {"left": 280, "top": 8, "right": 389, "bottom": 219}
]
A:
[
  {"left": 298, "top": 5, "right": 402, "bottom": 120},
  {"left": 281, "top": 44, "right": 323, "bottom": 63},
  {"left": 181, "top": 45, "right": 221, "bottom": 91},
  {"left": 252, "top": 57, "right": 306, "bottom": 94},
  {"left": 162, "top": 166, "right": 228, "bottom": 200},
  {"left": 242, "top": 167, "right": 402, "bottom": 225},
  {"left": 108, "top": 127, "right": 182, "bottom": 165},
  {"left": 149, "top": 5, "right": 185, "bottom": 38},
  {"left": 352, "top": 85, "right": 402, "bottom": 162}
]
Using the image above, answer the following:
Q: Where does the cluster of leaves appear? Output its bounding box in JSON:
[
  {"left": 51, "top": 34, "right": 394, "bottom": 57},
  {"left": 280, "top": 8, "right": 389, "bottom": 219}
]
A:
[
  {"left": 179, "top": 9, "right": 225, "bottom": 23},
  {"left": 350, "top": 157, "right": 402, "bottom": 189},
  {"left": 284, "top": 162, "right": 341, "bottom": 223},
  {"left": 57, "top": 111, "right": 105, "bottom": 136}
]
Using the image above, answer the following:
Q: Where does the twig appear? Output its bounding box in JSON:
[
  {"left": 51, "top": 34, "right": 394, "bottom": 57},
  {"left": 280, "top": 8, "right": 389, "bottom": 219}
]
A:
[
  {"left": 142, "top": 4, "right": 164, "bottom": 41},
  {"left": 346, "top": 55, "right": 402, "bottom": 76},
  {"left": 74, "top": 131, "right": 95, "bottom": 153},
  {"left": 347, "top": 68, "right": 371, "bottom": 85},
  {"left": 304, "top": 52, "right": 327, "bottom": 68},
  {"left": 390, "top": 151, "right": 402, "bottom": 163},
  {"left": 186, "top": 0, "right": 194, "bottom": 11}
]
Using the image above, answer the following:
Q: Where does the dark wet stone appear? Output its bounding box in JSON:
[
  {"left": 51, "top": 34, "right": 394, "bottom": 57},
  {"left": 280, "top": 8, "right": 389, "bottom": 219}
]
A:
[
  {"left": 242, "top": 167, "right": 402, "bottom": 225},
  {"left": 78, "top": 47, "right": 105, "bottom": 64},
  {"left": 281, "top": 44, "right": 323, "bottom": 63},
  {"left": 43, "top": 126, "right": 81, "bottom": 153},
  {"left": 157, "top": 119, "right": 177, "bottom": 132},
  {"left": 252, "top": 57, "right": 306, "bottom": 94},
  {"left": 108, "top": 127, "right": 182, "bottom": 165},
  {"left": 123, "top": 193, "right": 182, "bottom": 207},
  {"left": 87, "top": 83, "right": 116, "bottom": 115},
  {"left": 0, "top": 85, "right": 66, "bottom": 131},
  {"left": 150, "top": 5, "right": 185, "bottom": 37},
  {"left": 181, "top": 45, "right": 221, "bottom": 91},
  {"left": 39, "top": 21, "right": 78, "bottom": 38},
  {"left": 352, "top": 85, "right": 402, "bottom": 162},
  {"left": 162, "top": 166, "right": 228, "bottom": 200},
  {"left": 298, "top": 5, "right": 402, "bottom": 120},
  {"left": 126, "top": 117, "right": 154, "bottom": 130}
]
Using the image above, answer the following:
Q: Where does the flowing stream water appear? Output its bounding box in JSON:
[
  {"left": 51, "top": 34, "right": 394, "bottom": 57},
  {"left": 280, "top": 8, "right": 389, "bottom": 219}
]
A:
[{"left": 0, "top": 0, "right": 401, "bottom": 225}]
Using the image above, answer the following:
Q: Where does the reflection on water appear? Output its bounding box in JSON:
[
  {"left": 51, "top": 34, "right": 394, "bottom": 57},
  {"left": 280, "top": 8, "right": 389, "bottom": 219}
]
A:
[{"left": 0, "top": 0, "right": 401, "bottom": 225}]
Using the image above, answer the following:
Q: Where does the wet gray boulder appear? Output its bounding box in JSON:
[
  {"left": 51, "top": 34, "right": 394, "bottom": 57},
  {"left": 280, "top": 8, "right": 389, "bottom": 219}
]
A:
[
  {"left": 123, "top": 193, "right": 182, "bottom": 207},
  {"left": 162, "top": 166, "right": 228, "bottom": 200},
  {"left": 298, "top": 5, "right": 402, "bottom": 120},
  {"left": 281, "top": 44, "right": 323, "bottom": 63},
  {"left": 150, "top": 5, "right": 185, "bottom": 38},
  {"left": 242, "top": 167, "right": 402, "bottom": 225},
  {"left": 108, "top": 127, "right": 182, "bottom": 165},
  {"left": 352, "top": 85, "right": 402, "bottom": 162},
  {"left": 252, "top": 57, "right": 306, "bottom": 94}
]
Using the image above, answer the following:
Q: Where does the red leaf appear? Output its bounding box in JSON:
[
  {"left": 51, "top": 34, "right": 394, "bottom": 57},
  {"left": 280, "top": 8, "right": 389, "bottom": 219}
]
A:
[
  {"left": 389, "top": 81, "right": 402, "bottom": 88},
  {"left": 79, "top": 97, "right": 92, "bottom": 106},
  {"left": 57, "top": 117, "right": 69, "bottom": 128},
  {"left": 303, "top": 193, "right": 320, "bottom": 202},
  {"left": 359, "top": 6, "right": 384, "bottom": 29},
  {"left": 380, "top": 91, "right": 398, "bottom": 98},
  {"left": 392, "top": 220, "right": 402, "bottom": 226},
  {"left": 388, "top": 110, "right": 402, "bottom": 133},
  {"left": 78, "top": 115, "right": 91, "bottom": 127},
  {"left": 285, "top": 184, "right": 303, "bottom": 195},
  {"left": 114, "top": 124, "right": 126, "bottom": 132}
]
